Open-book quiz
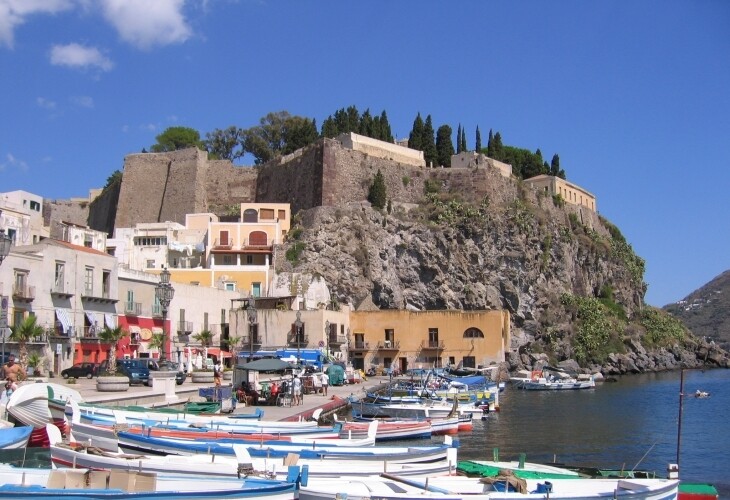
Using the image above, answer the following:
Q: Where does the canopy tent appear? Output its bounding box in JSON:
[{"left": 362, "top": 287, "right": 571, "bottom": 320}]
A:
[
  {"left": 237, "top": 358, "right": 291, "bottom": 372},
  {"left": 207, "top": 348, "right": 232, "bottom": 359}
]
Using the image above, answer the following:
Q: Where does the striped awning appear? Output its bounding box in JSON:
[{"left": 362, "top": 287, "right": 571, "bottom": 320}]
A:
[
  {"left": 55, "top": 308, "right": 72, "bottom": 333},
  {"left": 85, "top": 311, "right": 98, "bottom": 326},
  {"left": 104, "top": 313, "right": 116, "bottom": 329}
]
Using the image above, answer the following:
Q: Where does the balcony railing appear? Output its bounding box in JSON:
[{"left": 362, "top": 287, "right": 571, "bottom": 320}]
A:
[
  {"left": 82, "top": 326, "right": 99, "bottom": 338},
  {"left": 175, "top": 334, "right": 190, "bottom": 344},
  {"left": 212, "top": 238, "right": 233, "bottom": 250},
  {"left": 124, "top": 301, "right": 142, "bottom": 315},
  {"left": 420, "top": 340, "right": 445, "bottom": 350},
  {"left": 376, "top": 340, "right": 400, "bottom": 350},
  {"left": 242, "top": 335, "right": 262, "bottom": 349},
  {"left": 287, "top": 334, "right": 309, "bottom": 347},
  {"left": 151, "top": 303, "right": 162, "bottom": 317},
  {"left": 12, "top": 284, "right": 35, "bottom": 301},
  {"left": 177, "top": 321, "right": 193, "bottom": 334},
  {"left": 328, "top": 334, "right": 348, "bottom": 346},
  {"left": 349, "top": 341, "right": 370, "bottom": 351}
]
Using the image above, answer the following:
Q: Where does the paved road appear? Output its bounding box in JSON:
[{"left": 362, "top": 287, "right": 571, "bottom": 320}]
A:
[{"left": 48, "top": 373, "right": 387, "bottom": 421}]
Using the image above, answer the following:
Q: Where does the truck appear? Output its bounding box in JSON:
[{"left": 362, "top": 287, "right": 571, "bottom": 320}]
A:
[{"left": 237, "top": 348, "right": 329, "bottom": 371}]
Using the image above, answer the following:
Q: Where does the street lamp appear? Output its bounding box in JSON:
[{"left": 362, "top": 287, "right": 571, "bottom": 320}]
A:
[
  {"left": 294, "top": 311, "right": 303, "bottom": 367},
  {"left": 324, "top": 320, "right": 330, "bottom": 358},
  {"left": 246, "top": 297, "right": 257, "bottom": 362},
  {"left": 0, "top": 229, "right": 11, "bottom": 360},
  {"left": 154, "top": 267, "right": 175, "bottom": 364}
]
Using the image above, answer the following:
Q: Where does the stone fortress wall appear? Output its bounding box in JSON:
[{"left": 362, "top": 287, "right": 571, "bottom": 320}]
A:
[{"left": 111, "top": 134, "right": 597, "bottom": 234}]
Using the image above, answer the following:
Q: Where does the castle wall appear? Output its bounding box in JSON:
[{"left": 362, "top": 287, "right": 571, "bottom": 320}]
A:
[
  {"left": 336, "top": 132, "right": 425, "bottom": 167},
  {"left": 87, "top": 183, "right": 120, "bottom": 235}
]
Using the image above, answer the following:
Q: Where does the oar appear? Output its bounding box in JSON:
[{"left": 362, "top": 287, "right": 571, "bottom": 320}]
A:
[{"left": 380, "top": 473, "right": 454, "bottom": 494}]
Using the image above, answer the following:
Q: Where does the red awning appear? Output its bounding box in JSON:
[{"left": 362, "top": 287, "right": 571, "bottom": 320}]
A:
[{"left": 207, "top": 348, "right": 232, "bottom": 359}]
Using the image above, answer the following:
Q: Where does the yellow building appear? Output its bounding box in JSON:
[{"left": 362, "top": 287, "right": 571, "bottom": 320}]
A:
[
  {"left": 348, "top": 310, "right": 510, "bottom": 373},
  {"left": 523, "top": 175, "right": 596, "bottom": 211}
]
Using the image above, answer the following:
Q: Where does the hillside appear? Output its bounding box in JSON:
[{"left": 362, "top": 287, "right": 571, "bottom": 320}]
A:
[
  {"left": 664, "top": 270, "right": 730, "bottom": 350},
  {"left": 276, "top": 168, "right": 729, "bottom": 374}
]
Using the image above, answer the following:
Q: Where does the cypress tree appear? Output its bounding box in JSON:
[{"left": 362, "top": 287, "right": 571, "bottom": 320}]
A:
[
  {"left": 359, "top": 109, "right": 374, "bottom": 137},
  {"left": 423, "top": 115, "right": 438, "bottom": 167},
  {"left": 550, "top": 154, "right": 560, "bottom": 176},
  {"left": 368, "top": 169, "right": 387, "bottom": 209},
  {"left": 456, "top": 124, "right": 462, "bottom": 154},
  {"left": 491, "top": 131, "right": 503, "bottom": 160},
  {"left": 461, "top": 127, "right": 467, "bottom": 152},
  {"left": 487, "top": 129, "right": 494, "bottom": 157},
  {"left": 475, "top": 126, "right": 482, "bottom": 152},
  {"left": 435, "top": 124, "right": 455, "bottom": 167},
  {"left": 409, "top": 113, "right": 424, "bottom": 151},
  {"left": 379, "top": 110, "right": 393, "bottom": 142}
]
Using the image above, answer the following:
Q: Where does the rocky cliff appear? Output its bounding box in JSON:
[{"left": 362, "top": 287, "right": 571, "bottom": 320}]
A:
[{"left": 276, "top": 169, "right": 729, "bottom": 373}]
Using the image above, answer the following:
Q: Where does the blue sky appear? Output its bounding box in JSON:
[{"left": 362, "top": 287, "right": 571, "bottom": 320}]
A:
[{"left": 1, "top": 1, "right": 728, "bottom": 307}]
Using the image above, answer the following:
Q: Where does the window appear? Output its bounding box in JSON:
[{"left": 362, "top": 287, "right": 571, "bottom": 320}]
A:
[
  {"left": 146, "top": 260, "right": 155, "bottom": 268},
  {"left": 260, "top": 208, "right": 275, "bottom": 220},
  {"left": 84, "top": 267, "right": 94, "bottom": 295},
  {"left": 222, "top": 255, "right": 234, "bottom": 265},
  {"left": 30, "top": 200, "right": 40, "bottom": 211},
  {"left": 225, "top": 283, "right": 236, "bottom": 291},
  {"left": 133, "top": 236, "right": 167, "bottom": 246},
  {"left": 428, "top": 328, "right": 439, "bottom": 342},
  {"left": 463, "top": 328, "right": 484, "bottom": 338},
  {"left": 54, "top": 262, "right": 65, "bottom": 292},
  {"left": 278, "top": 209, "right": 286, "bottom": 221},
  {"left": 462, "top": 356, "right": 476, "bottom": 368},
  {"left": 246, "top": 255, "right": 253, "bottom": 264},
  {"left": 252, "top": 282, "right": 261, "bottom": 297},
  {"left": 384, "top": 329, "right": 394, "bottom": 345},
  {"left": 102, "top": 270, "right": 111, "bottom": 298},
  {"left": 243, "top": 209, "right": 258, "bottom": 223},
  {"left": 219, "top": 231, "right": 229, "bottom": 246}
]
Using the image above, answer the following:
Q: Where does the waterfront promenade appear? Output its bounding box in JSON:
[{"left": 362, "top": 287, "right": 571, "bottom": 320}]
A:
[{"left": 55, "top": 373, "right": 384, "bottom": 421}]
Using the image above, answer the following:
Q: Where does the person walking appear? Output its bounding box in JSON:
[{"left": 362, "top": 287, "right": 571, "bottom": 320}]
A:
[
  {"left": 320, "top": 371, "right": 329, "bottom": 396},
  {"left": 292, "top": 374, "right": 302, "bottom": 406},
  {"left": 213, "top": 360, "right": 222, "bottom": 387}
]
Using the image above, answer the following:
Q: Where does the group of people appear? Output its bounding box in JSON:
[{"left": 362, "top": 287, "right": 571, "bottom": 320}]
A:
[{"left": 235, "top": 371, "right": 330, "bottom": 407}]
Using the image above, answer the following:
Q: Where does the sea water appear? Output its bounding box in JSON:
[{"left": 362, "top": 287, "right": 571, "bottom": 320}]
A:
[{"left": 455, "top": 368, "right": 729, "bottom": 496}]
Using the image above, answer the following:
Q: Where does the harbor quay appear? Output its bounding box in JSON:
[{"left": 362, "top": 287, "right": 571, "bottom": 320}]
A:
[{"left": 54, "top": 373, "right": 385, "bottom": 422}]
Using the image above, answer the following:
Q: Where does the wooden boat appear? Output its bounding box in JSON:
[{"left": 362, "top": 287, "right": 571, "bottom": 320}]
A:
[
  {"left": 49, "top": 425, "right": 460, "bottom": 479},
  {"left": 0, "top": 463, "right": 299, "bottom": 499},
  {"left": 298, "top": 473, "right": 679, "bottom": 500},
  {"left": 519, "top": 368, "right": 596, "bottom": 391},
  {"left": 333, "top": 415, "right": 433, "bottom": 441},
  {"left": 350, "top": 396, "right": 474, "bottom": 420},
  {"left": 0, "top": 425, "right": 32, "bottom": 449},
  {"left": 5, "top": 383, "right": 82, "bottom": 446}
]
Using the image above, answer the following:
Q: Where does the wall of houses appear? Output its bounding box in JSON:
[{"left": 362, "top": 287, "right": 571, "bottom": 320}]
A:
[
  {"left": 349, "top": 309, "right": 510, "bottom": 372},
  {"left": 523, "top": 175, "right": 597, "bottom": 212}
]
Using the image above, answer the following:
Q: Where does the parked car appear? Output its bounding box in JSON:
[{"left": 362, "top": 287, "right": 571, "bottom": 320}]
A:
[
  {"left": 61, "top": 362, "right": 99, "bottom": 379},
  {"left": 147, "top": 360, "right": 187, "bottom": 385},
  {"left": 98, "top": 358, "right": 150, "bottom": 386}
]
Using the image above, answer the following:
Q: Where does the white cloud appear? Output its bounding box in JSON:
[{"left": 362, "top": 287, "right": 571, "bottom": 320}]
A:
[
  {"left": 0, "top": 152, "right": 29, "bottom": 172},
  {"left": 36, "top": 96, "right": 57, "bottom": 109},
  {"left": 50, "top": 43, "right": 113, "bottom": 71},
  {"left": 0, "top": 0, "right": 75, "bottom": 48},
  {"left": 70, "top": 95, "right": 94, "bottom": 108},
  {"left": 140, "top": 123, "right": 157, "bottom": 132},
  {"left": 100, "top": 0, "right": 191, "bottom": 50}
]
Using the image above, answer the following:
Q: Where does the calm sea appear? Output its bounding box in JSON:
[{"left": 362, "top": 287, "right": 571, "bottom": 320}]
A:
[{"left": 456, "top": 368, "right": 729, "bottom": 496}]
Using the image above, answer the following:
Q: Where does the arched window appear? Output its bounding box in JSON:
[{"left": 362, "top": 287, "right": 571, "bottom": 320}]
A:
[
  {"left": 243, "top": 209, "right": 258, "bottom": 223},
  {"left": 249, "top": 231, "right": 268, "bottom": 246},
  {"left": 463, "top": 328, "right": 484, "bottom": 339}
]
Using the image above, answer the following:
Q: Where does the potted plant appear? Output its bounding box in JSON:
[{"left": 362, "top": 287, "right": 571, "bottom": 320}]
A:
[
  {"left": 96, "top": 326, "right": 130, "bottom": 392},
  {"left": 10, "top": 315, "right": 44, "bottom": 382},
  {"left": 27, "top": 352, "right": 44, "bottom": 378},
  {"left": 191, "top": 329, "right": 214, "bottom": 383}
]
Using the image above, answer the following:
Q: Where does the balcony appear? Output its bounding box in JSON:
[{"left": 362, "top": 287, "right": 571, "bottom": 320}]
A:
[
  {"left": 151, "top": 303, "right": 163, "bottom": 317},
  {"left": 177, "top": 321, "right": 193, "bottom": 334},
  {"left": 12, "top": 284, "right": 35, "bottom": 302},
  {"left": 420, "top": 340, "right": 446, "bottom": 351},
  {"left": 124, "top": 301, "right": 142, "bottom": 316},
  {"left": 81, "top": 325, "right": 100, "bottom": 338},
  {"left": 82, "top": 289, "right": 118, "bottom": 304},
  {"left": 376, "top": 340, "right": 400, "bottom": 351},
  {"left": 328, "top": 334, "right": 348, "bottom": 347},
  {"left": 175, "top": 334, "right": 190, "bottom": 344},
  {"left": 287, "top": 334, "right": 309, "bottom": 348},
  {"left": 211, "top": 237, "right": 234, "bottom": 251},
  {"left": 50, "top": 283, "right": 74, "bottom": 299},
  {"left": 242, "top": 335, "right": 262, "bottom": 350},
  {"left": 348, "top": 341, "right": 371, "bottom": 352}
]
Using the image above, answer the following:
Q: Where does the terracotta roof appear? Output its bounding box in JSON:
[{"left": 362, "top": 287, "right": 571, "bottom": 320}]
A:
[{"left": 47, "top": 238, "right": 112, "bottom": 257}]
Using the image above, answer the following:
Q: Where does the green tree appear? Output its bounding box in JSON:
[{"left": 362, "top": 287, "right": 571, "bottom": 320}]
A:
[
  {"left": 359, "top": 109, "right": 374, "bottom": 137},
  {"left": 408, "top": 113, "right": 425, "bottom": 151},
  {"left": 204, "top": 126, "right": 244, "bottom": 161},
  {"left": 149, "top": 333, "right": 166, "bottom": 361},
  {"left": 320, "top": 116, "right": 338, "bottom": 138},
  {"left": 282, "top": 117, "right": 318, "bottom": 155},
  {"left": 436, "top": 125, "right": 455, "bottom": 167},
  {"left": 460, "top": 126, "right": 467, "bottom": 153},
  {"left": 475, "top": 126, "right": 482, "bottom": 152},
  {"left": 150, "top": 126, "right": 204, "bottom": 152},
  {"left": 27, "top": 352, "right": 43, "bottom": 376},
  {"left": 10, "top": 315, "right": 44, "bottom": 379},
  {"left": 456, "top": 124, "right": 462, "bottom": 154},
  {"left": 550, "top": 153, "right": 566, "bottom": 178},
  {"left": 423, "top": 115, "right": 438, "bottom": 167},
  {"left": 488, "top": 131, "right": 503, "bottom": 160},
  {"left": 194, "top": 329, "right": 214, "bottom": 348},
  {"left": 104, "top": 170, "right": 122, "bottom": 190},
  {"left": 368, "top": 169, "right": 387, "bottom": 209},
  {"left": 377, "top": 110, "right": 394, "bottom": 142},
  {"left": 241, "top": 111, "right": 318, "bottom": 164},
  {"left": 98, "top": 326, "right": 128, "bottom": 375}
]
